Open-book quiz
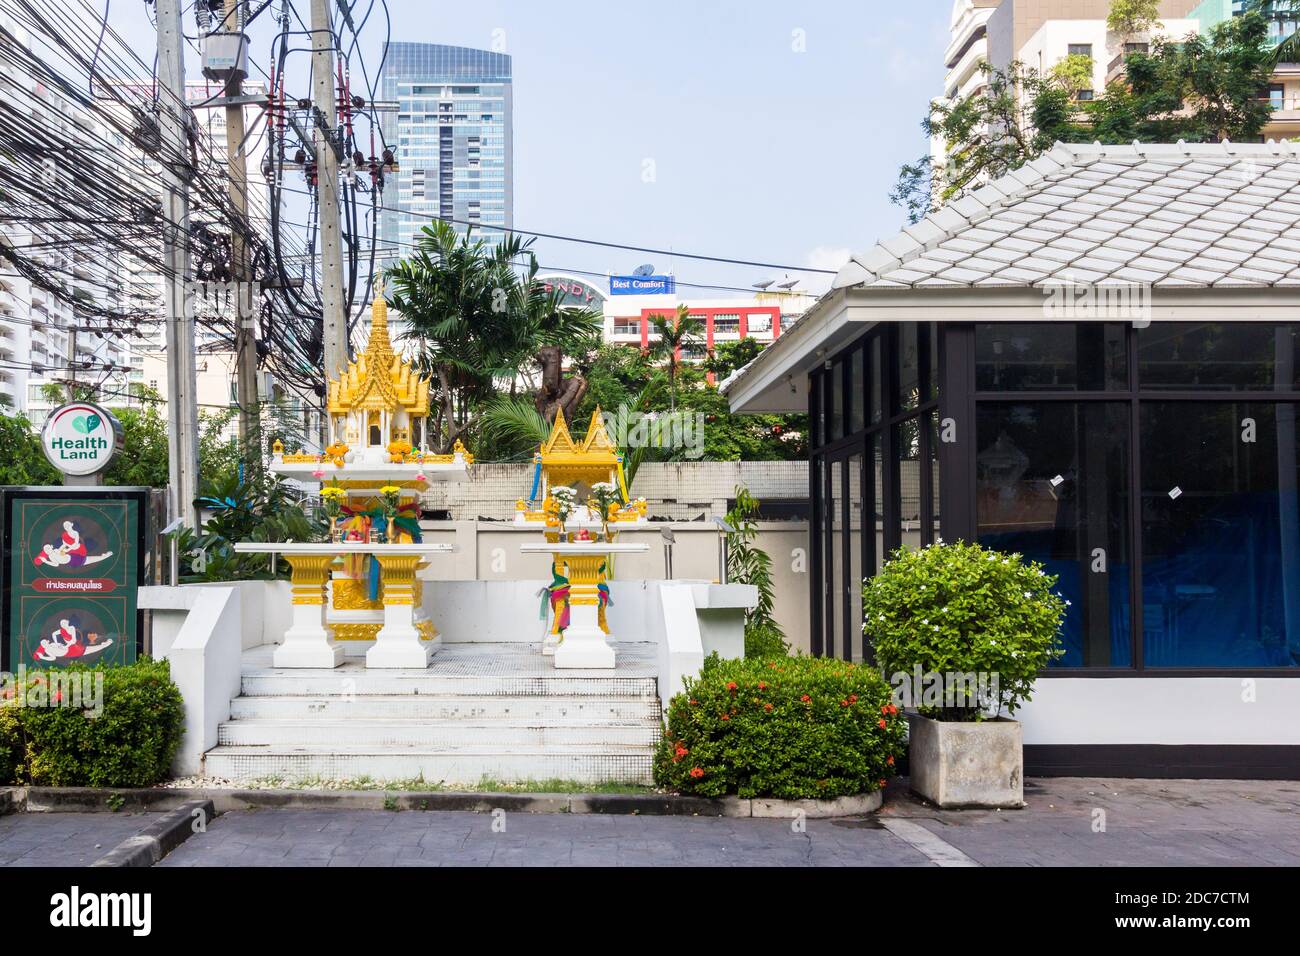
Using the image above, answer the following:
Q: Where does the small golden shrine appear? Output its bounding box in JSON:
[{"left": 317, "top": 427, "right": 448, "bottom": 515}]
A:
[
  {"left": 268, "top": 280, "right": 474, "bottom": 648},
  {"left": 514, "top": 406, "right": 648, "bottom": 537}
]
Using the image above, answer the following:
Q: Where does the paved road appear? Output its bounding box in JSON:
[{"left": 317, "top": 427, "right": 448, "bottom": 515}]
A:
[
  {"left": 3, "top": 778, "right": 1297, "bottom": 867},
  {"left": 0, "top": 812, "right": 161, "bottom": 867}
]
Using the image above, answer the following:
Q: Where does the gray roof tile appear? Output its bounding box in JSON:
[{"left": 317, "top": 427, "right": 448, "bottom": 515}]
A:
[{"left": 833, "top": 144, "right": 1300, "bottom": 291}]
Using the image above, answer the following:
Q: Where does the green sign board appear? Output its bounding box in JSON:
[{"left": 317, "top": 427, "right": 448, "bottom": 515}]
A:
[{"left": 3, "top": 489, "right": 147, "bottom": 670}]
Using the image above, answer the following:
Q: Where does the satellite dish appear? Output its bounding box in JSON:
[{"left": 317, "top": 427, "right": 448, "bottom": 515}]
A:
[
  {"left": 777, "top": 279, "right": 799, "bottom": 289},
  {"left": 752, "top": 279, "right": 774, "bottom": 290},
  {"left": 633, "top": 263, "right": 655, "bottom": 277}
]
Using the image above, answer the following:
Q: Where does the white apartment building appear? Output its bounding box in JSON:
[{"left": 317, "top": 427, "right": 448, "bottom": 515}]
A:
[
  {"left": 0, "top": 11, "right": 134, "bottom": 425},
  {"left": 935, "top": 1, "right": 1299, "bottom": 171}
]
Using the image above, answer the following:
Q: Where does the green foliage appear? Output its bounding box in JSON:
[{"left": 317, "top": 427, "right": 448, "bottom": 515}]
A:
[
  {"left": 863, "top": 541, "right": 1066, "bottom": 721},
  {"left": 100, "top": 404, "right": 169, "bottom": 487},
  {"left": 1107, "top": 0, "right": 1161, "bottom": 38},
  {"left": 1049, "top": 53, "right": 1096, "bottom": 95},
  {"left": 0, "top": 412, "right": 60, "bottom": 484},
  {"left": 654, "top": 655, "right": 905, "bottom": 799},
  {"left": 386, "top": 220, "right": 602, "bottom": 451},
  {"left": 725, "top": 487, "right": 788, "bottom": 659},
  {"left": 895, "top": 11, "right": 1276, "bottom": 222},
  {"left": 1, "top": 659, "right": 184, "bottom": 787},
  {"left": 647, "top": 305, "right": 705, "bottom": 412},
  {"left": 173, "top": 470, "right": 324, "bottom": 581}
]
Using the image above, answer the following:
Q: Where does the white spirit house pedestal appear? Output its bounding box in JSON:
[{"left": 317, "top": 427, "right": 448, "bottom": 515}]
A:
[
  {"left": 520, "top": 542, "right": 649, "bottom": 669},
  {"left": 234, "top": 542, "right": 453, "bottom": 669}
]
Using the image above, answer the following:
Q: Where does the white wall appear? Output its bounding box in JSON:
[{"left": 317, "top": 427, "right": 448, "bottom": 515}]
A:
[{"left": 1018, "top": 678, "right": 1300, "bottom": 746}]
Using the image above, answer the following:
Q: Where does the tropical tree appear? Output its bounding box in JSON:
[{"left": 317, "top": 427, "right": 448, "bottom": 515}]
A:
[
  {"left": 894, "top": 10, "right": 1276, "bottom": 222},
  {"left": 647, "top": 305, "right": 705, "bottom": 412},
  {"left": 0, "top": 412, "right": 60, "bottom": 484},
  {"left": 1107, "top": 0, "right": 1161, "bottom": 40},
  {"left": 386, "top": 220, "right": 603, "bottom": 451}
]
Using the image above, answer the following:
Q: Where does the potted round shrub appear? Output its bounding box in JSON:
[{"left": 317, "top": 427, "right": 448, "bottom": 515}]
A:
[{"left": 864, "top": 541, "right": 1065, "bottom": 808}]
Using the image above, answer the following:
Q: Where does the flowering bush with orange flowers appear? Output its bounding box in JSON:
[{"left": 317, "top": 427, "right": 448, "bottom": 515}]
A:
[{"left": 654, "top": 654, "right": 905, "bottom": 799}]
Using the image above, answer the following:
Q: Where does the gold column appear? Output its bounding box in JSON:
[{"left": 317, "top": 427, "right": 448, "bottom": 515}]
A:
[
  {"left": 287, "top": 553, "right": 334, "bottom": 605},
  {"left": 375, "top": 553, "right": 422, "bottom": 606}
]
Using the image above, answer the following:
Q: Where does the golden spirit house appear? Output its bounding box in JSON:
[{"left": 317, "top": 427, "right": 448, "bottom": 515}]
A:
[{"left": 724, "top": 142, "right": 1300, "bottom": 779}]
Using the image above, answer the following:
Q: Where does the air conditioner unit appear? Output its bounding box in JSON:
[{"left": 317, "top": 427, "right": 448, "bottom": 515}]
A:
[{"left": 202, "top": 32, "right": 250, "bottom": 83}]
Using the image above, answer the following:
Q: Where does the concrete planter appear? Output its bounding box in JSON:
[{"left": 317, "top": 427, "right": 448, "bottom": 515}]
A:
[{"left": 906, "top": 713, "right": 1024, "bottom": 808}]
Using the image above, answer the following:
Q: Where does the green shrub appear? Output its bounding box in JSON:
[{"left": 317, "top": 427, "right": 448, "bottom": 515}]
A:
[
  {"left": 864, "top": 541, "right": 1065, "bottom": 721},
  {"left": 0, "top": 708, "right": 17, "bottom": 785},
  {"left": 654, "top": 655, "right": 905, "bottom": 799},
  {"left": 2, "top": 659, "right": 184, "bottom": 787}
]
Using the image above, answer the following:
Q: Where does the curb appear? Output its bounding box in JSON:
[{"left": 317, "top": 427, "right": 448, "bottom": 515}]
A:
[
  {"left": 22, "top": 786, "right": 885, "bottom": 818},
  {"left": 0, "top": 787, "right": 25, "bottom": 816},
  {"left": 90, "top": 800, "right": 215, "bottom": 868}
]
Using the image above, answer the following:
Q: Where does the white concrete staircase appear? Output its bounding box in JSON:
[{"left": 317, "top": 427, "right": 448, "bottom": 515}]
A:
[{"left": 203, "top": 643, "right": 662, "bottom": 786}]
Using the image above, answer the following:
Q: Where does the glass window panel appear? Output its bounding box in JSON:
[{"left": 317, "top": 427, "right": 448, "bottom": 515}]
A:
[
  {"left": 829, "top": 459, "right": 845, "bottom": 659},
  {"left": 810, "top": 372, "right": 822, "bottom": 448},
  {"left": 977, "top": 402, "right": 1133, "bottom": 667},
  {"left": 869, "top": 336, "right": 883, "bottom": 424},
  {"left": 898, "top": 416, "right": 922, "bottom": 550},
  {"left": 1137, "top": 324, "right": 1300, "bottom": 391},
  {"left": 829, "top": 363, "right": 844, "bottom": 442},
  {"left": 848, "top": 451, "right": 864, "bottom": 662},
  {"left": 850, "top": 347, "right": 866, "bottom": 434},
  {"left": 898, "top": 325, "right": 920, "bottom": 413},
  {"left": 975, "top": 323, "right": 1128, "bottom": 391},
  {"left": 928, "top": 412, "right": 941, "bottom": 545},
  {"left": 1139, "top": 402, "right": 1299, "bottom": 667},
  {"left": 926, "top": 322, "right": 940, "bottom": 402},
  {"left": 872, "top": 432, "right": 885, "bottom": 576}
]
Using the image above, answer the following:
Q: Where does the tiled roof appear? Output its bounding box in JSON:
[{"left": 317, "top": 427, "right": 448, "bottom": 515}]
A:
[{"left": 834, "top": 141, "right": 1300, "bottom": 291}]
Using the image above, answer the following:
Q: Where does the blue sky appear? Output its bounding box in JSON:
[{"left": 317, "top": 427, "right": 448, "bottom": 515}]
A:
[{"left": 113, "top": 0, "right": 953, "bottom": 294}]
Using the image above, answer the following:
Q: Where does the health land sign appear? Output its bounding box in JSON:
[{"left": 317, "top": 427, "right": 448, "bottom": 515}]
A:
[{"left": 3, "top": 490, "right": 146, "bottom": 670}]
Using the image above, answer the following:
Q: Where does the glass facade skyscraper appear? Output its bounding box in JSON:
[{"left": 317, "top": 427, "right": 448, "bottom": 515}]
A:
[{"left": 379, "top": 43, "right": 513, "bottom": 253}]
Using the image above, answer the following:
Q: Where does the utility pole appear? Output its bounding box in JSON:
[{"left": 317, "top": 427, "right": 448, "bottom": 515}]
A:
[
  {"left": 311, "top": 0, "right": 348, "bottom": 387},
  {"left": 156, "top": 0, "right": 201, "bottom": 529},
  {"left": 223, "top": 0, "right": 261, "bottom": 462}
]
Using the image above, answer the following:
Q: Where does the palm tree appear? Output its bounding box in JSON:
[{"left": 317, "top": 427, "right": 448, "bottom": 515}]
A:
[
  {"left": 647, "top": 304, "right": 705, "bottom": 412},
  {"left": 1259, "top": 1, "right": 1300, "bottom": 67}
]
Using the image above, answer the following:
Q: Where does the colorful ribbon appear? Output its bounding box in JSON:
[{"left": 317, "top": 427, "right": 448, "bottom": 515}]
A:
[{"left": 539, "top": 564, "right": 571, "bottom": 632}]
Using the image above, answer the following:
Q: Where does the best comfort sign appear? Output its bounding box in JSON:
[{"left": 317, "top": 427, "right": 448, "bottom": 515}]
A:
[{"left": 40, "top": 402, "right": 123, "bottom": 477}]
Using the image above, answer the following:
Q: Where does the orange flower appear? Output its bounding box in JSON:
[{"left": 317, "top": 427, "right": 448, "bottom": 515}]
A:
[
  {"left": 840, "top": 700, "right": 850, "bottom": 707},
  {"left": 764, "top": 703, "right": 773, "bottom": 712},
  {"left": 690, "top": 767, "right": 705, "bottom": 779},
  {"left": 758, "top": 681, "right": 768, "bottom": 690},
  {"left": 888, "top": 704, "right": 899, "bottom": 716},
  {"left": 886, "top": 755, "right": 895, "bottom": 766},
  {"left": 720, "top": 713, "right": 730, "bottom": 721},
  {"left": 675, "top": 745, "right": 689, "bottom": 757},
  {"left": 800, "top": 694, "right": 811, "bottom": 703},
  {"left": 726, "top": 681, "right": 738, "bottom": 692},
  {"left": 878, "top": 718, "right": 887, "bottom": 729},
  {"left": 848, "top": 694, "right": 857, "bottom": 704},
  {"left": 878, "top": 779, "right": 887, "bottom": 787}
]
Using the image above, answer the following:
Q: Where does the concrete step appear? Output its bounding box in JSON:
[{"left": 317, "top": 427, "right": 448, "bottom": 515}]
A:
[
  {"left": 228, "top": 694, "right": 661, "bottom": 722},
  {"left": 239, "top": 673, "right": 659, "bottom": 699},
  {"left": 217, "top": 718, "right": 662, "bottom": 749},
  {"left": 203, "top": 745, "right": 655, "bottom": 786}
]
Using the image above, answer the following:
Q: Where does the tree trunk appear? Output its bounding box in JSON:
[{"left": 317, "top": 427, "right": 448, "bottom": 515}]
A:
[{"left": 534, "top": 345, "right": 588, "bottom": 423}]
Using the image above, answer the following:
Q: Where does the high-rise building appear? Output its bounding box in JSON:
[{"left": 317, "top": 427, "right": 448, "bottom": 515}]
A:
[{"left": 379, "top": 43, "right": 513, "bottom": 254}]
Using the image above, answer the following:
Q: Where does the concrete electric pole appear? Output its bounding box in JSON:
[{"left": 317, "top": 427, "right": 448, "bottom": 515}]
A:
[
  {"left": 311, "top": 0, "right": 349, "bottom": 386},
  {"left": 156, "top": 0, "right": 201, "bottom": 530},
  {"left": 222, "top": 0, "right": 261, "bottom": 459}
]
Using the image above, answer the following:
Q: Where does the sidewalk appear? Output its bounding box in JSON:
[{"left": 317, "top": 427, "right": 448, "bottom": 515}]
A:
[{"left": 3, "top": 777, "right": 1297, "bottom": 867}]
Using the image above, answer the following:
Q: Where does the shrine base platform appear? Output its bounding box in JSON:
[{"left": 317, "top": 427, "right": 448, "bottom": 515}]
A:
[{"left": 203, "top": 643, "right": 662, "bottom": 786}]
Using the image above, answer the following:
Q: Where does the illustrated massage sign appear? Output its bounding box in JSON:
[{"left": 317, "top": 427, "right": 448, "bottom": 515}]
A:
[{"left": 3, "top": 402, "right": 139, "bottom": 670}]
